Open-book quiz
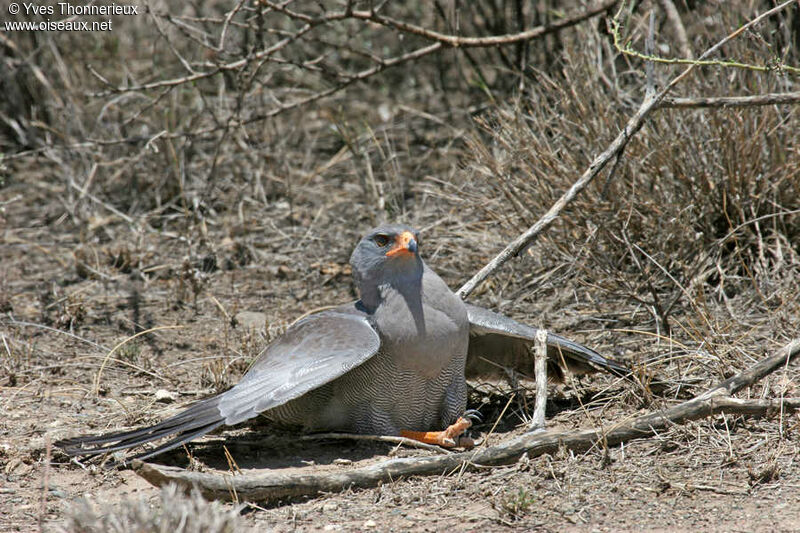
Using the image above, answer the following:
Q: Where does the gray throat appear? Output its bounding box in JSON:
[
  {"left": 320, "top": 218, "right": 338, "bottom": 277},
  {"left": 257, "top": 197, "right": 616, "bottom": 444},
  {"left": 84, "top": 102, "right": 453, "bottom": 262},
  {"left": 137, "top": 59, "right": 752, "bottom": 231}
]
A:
[{"left": 357, "top": 258, "right": 424, "bottom": 322}]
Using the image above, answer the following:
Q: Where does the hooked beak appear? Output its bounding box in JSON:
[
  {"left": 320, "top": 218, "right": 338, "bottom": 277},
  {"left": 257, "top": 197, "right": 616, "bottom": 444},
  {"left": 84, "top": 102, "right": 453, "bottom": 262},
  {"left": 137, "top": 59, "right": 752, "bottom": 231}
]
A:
[{"left": 385, "top": 231, "right": 418, "bottom": 257}]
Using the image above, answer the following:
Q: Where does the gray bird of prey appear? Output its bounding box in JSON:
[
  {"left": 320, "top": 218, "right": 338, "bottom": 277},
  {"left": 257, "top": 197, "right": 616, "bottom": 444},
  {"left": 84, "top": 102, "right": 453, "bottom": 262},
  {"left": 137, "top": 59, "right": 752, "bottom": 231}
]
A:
[{"left": 57, "top": 224, "right": 629, "bottom": 460}]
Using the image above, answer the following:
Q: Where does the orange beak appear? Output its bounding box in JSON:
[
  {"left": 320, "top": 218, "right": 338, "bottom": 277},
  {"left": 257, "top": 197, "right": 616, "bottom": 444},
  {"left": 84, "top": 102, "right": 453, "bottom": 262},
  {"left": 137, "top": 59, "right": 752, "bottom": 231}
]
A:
[{"left": 385, "top": 231, "right": 418, "bottom": 257}]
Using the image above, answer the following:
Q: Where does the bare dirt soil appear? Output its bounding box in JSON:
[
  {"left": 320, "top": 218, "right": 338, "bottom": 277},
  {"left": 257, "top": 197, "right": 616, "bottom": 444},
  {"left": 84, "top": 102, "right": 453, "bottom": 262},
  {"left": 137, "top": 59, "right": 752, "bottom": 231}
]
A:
[
  {"left": 3, "top": 1, "right": 800, "bottom": 531},
  {"left": 2, "top": 186, "right": 800, "bottom": 532}
]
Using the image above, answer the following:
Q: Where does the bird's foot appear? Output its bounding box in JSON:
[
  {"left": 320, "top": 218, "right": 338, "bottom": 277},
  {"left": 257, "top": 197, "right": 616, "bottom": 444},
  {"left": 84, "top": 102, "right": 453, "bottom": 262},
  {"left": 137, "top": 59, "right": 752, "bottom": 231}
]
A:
[{"left": 400, "top": 410, "right": 481, "bottom": 449}]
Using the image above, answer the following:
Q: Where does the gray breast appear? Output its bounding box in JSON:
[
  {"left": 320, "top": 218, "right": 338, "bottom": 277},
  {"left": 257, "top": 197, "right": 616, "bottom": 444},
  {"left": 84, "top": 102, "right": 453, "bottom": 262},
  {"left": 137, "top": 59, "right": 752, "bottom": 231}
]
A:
[{"left": 267, "top": 270, "right": 469, "bottom": 435}]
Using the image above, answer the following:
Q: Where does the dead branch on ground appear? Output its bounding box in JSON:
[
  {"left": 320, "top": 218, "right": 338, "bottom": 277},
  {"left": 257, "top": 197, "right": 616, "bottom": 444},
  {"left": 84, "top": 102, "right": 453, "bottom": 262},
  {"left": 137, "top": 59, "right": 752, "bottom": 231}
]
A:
[{"left": 133, "top": 338, "right": 800, "bottom": 502}]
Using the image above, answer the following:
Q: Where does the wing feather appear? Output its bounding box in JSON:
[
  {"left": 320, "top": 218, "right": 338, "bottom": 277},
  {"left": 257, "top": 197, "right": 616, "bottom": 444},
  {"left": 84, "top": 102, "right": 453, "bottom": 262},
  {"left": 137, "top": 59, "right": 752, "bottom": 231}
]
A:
[
  {"left": 464, "top": 303, "right": 630, "bottom": 381},
  {"left": 217, "top": 308, "right": 381, "bottom": 424},
  {"left": 57, "top": 304, "right": 381, "bottom": 458}
]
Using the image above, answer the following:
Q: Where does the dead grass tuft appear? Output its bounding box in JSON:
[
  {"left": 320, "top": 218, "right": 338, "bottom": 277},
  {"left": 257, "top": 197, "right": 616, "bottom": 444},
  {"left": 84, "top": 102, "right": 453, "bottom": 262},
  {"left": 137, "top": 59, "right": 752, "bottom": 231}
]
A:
[{"left": 62, "top": 484, "right": 243, "bottom": 533}]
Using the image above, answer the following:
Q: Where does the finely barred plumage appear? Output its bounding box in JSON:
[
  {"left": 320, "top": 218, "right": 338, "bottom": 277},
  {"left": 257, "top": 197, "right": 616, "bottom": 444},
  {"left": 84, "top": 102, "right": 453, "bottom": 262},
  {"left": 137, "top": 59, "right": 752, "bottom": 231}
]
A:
[
  {"left": 267, "top": 345, "right": 466, "bottom": 434},
  {"left": 56, "top": 223, "right": 630, "bottom": 461},
  {"left": 241, "top": 252, "right": 470, "bottom": 434}
]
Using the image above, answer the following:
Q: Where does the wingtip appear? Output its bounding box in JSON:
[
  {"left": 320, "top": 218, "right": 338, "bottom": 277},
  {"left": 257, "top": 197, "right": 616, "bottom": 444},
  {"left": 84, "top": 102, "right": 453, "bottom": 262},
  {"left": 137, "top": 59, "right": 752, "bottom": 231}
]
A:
[{"left": 546, "top": 331, "right": 633, "bottom": 379}]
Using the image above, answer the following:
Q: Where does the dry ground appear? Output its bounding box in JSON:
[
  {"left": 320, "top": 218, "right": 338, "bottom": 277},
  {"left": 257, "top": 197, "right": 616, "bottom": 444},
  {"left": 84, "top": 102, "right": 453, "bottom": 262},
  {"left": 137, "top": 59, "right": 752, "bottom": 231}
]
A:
[
  {"left": 2, "top": 173, "right": 800, "bottom": 531},
  {"left": 2, "top": 0, "right": 800, "bottom": 531}
]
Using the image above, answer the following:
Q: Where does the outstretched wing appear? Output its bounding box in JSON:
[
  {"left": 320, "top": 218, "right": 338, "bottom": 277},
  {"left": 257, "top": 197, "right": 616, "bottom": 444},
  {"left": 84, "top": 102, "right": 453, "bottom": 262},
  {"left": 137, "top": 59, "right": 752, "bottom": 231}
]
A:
[
  {"left": 464, "top": 303, "right": 630, "bottom": 382},
  {"left": 218, "top": 306, "right": 380, "bottom": 425},
  {"left": 57, "top": 305, "right": 381, "bottom": 460}
]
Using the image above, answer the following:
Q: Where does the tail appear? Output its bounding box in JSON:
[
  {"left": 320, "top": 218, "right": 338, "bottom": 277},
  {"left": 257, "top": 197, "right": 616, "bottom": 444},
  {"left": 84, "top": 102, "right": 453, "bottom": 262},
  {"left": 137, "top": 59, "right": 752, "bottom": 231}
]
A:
[{"left": 55, "top": 395, "right": 226, "bottom": 461}]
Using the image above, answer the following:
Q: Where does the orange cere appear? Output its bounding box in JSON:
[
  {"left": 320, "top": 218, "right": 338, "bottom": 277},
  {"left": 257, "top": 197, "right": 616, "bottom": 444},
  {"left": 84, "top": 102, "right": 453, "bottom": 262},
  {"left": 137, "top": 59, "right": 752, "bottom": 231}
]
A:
[{"left": 385, "top": 231, "right": 416, "bottom": 257}]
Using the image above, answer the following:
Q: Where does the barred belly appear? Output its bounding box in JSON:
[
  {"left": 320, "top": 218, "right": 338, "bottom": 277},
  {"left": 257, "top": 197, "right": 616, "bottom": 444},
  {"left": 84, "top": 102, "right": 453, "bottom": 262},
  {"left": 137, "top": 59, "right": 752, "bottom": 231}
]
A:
[{"left": 265, "top": 347, "right": 467, "bottom": 435}]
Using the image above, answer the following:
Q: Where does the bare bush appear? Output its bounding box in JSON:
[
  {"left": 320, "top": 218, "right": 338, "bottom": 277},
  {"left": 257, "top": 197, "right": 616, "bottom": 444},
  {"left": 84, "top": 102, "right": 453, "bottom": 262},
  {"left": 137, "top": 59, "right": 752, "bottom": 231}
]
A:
[{"left": 437, "top": 3, "right": 800, "bottom": 393}]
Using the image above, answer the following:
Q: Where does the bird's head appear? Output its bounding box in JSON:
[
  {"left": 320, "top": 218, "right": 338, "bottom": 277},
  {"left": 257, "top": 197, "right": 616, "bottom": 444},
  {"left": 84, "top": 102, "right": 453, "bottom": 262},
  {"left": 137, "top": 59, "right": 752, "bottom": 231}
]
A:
[{"left": 350, "top": 224, "right": 422, "bottom": 306}]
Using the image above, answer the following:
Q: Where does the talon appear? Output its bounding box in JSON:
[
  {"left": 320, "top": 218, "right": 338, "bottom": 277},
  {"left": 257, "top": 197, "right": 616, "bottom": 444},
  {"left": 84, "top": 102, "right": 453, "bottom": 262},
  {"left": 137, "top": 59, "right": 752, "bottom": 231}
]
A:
[{"left": 463, "top": 409, "right": 482, "bottom": 423}]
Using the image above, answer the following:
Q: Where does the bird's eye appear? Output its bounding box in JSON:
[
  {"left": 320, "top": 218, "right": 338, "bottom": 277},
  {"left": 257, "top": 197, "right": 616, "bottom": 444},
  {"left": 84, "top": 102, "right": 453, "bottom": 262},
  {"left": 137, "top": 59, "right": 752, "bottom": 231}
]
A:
[{"left": 373, "top": 234, "right": 390, "bottom": 247}]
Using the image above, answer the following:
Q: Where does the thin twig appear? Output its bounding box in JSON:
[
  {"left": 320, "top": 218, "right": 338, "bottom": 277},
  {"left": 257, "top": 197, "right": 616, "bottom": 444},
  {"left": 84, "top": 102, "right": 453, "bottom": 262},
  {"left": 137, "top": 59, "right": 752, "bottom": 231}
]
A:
[
  {"left": 93, "top": 326, "right": 184, "bottom": 395},
  {"left": 259, "top": 0, "right": 617, "bottom": 48},
  {"left": 645, "top": 10, "right": 656, "bottom": 98},
  {"left": 662, "top": 91, "right": 800, "bottom": 108},
  {"left": 456, "top": 0, "right": 798, "bottom": 299},
  {"left": 612, "top": 0, "right": 799, "bottom": 75},
  {"left": 656, "top": 0, "right": 692, "bottom": 59},
  {"left": 90, "top": 1, "right": 615, "bottom": 106},
  {"left": 38, "top": 436, "right": 52, "bottom": 533}
]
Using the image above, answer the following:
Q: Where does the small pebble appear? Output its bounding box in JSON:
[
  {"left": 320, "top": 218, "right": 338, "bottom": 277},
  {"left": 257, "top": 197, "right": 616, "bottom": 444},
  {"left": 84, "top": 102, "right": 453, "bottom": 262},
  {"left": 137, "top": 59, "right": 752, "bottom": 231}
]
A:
[
  {"left": 154, "top": 389, "right": 176, "bottom": 403},
  {"left": 363, "top": 519, "right": 377, "bottom": 529}
]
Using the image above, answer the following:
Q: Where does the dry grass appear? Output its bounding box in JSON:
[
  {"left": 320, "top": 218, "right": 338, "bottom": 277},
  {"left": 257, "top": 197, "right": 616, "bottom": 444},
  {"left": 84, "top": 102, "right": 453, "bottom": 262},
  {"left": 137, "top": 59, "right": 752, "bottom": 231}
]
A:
[
  {"left": 2, "top": 0, "right": 800, "bottom": 530},
  {"left": 62, "top": 483, "right": 242, "bottom": 533},
  {"left": 437, "top": 5, "right": 800, "bottom": 402}
]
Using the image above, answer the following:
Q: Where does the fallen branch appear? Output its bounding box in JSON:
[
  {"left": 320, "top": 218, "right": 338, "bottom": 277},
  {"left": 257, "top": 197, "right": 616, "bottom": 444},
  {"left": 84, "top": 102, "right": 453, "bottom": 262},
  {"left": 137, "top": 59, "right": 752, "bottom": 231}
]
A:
[
  {"left": 133, "top": 338, "right": 800, "bottom": 502},
  {"left": 699, "top": 338, "right": 800, "bottom": 399}
]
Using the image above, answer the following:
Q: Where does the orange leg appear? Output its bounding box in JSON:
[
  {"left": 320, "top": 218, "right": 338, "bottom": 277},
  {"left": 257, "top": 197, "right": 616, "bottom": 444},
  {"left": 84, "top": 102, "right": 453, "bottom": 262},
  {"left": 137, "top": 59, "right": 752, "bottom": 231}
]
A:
[{"left": 400, "top": 416, "right": 475, "bottom": 448}]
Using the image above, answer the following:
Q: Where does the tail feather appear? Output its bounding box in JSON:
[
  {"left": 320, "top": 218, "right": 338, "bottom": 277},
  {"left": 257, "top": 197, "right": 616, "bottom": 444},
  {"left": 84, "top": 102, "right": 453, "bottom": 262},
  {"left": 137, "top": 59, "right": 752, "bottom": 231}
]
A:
[
  {"left": 132, "top": 420, "right": 226, "bottom": 460},
  {"left": 56, "top": 396, "right": 225, "bottom": 458}
]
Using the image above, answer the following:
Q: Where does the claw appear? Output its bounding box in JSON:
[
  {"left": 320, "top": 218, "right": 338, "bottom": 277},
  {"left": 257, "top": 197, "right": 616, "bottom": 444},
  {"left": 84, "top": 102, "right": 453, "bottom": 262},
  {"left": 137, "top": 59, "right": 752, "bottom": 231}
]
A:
[
  {"left": 454, "top": 435, "right": 477, "bottom": 448},
  {"left": 463, "top": 409, "right": 482, "bottom": 423}
]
